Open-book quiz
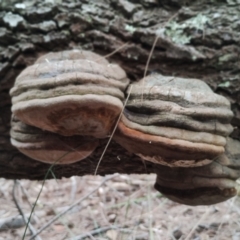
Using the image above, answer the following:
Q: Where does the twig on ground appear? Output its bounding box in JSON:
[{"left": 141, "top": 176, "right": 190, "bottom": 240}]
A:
[
  {"left": 12, "top": 180, "right": 42, "bottom": 240},
  {"left": 0, "top": 215, "right": 34, "bottom": 231},
  {"left": 17, "top": 180, "right": 33, "bottom": 208},
  {"left": 22, "top": 145, "right": 84, "bottom": 239},
  {"left": 70, "top": 176, "right": 77, "bottom": 204},
  {"left": 69, "top": 225, "right": 121, "bottom": 240},
  {"left": 216, "top": 197, "right": 237, "bottom": 234},
  {"left": 28, "top": 174, "right": 120, "bottom": 240},
  {"left": 184, "top": 207, "right": 211, "bottom": 240},
  {"left": 17, "top": 180, "right": 39, "bottom": 224}
]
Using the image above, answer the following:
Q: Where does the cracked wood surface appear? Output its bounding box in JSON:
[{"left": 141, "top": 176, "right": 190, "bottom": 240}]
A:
[{"left": 0, "top": 0, "right": 239, "bottom": 180}]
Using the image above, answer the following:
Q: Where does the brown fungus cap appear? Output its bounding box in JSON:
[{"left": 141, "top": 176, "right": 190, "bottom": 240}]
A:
[
  {"left": 10, "top": 116, "right": 99, "bottom": 164},
  {"left": 154, "top": 138, "right": 240, "bottom": 206},
  {"left": 114, "top": 74, "right": 234, "bottom": 167},
  {"left": 35, "top": 50, "right": 109, "bottom": 65},
  {"left": 10, "top": 50, "right": 129, "bottom": 138}
]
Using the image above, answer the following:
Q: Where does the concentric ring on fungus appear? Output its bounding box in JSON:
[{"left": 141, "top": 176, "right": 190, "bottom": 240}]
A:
[
  {"left": 10, "top": 50, "right": 129, "bottom": 138},
  {"left": 114, "top": 74, "right": 234, "bottom": 167},
  {"left": 10, "top": 116, "right": 99, "bottom": 164},
  {"left": 154, "top": 138, "right": 240, "bottom": 205}
]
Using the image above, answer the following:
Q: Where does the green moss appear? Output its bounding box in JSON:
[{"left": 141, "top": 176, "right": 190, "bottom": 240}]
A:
[
  {"left": 125, "top": 24, "right": 136, "bottom": 33},
  {"left": 218, "top": 81, "right": 230, "bottom": 87},
  {"left": 165, "top": 13, "right": 210, "bottom": 45},
  {"left": 218, "top": 53, "right": 236, "bottom": 62}
]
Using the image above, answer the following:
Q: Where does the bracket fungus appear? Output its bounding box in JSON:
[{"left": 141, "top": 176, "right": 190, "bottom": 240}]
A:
[
  {"left": 114, "top": 74, "right": 234, "bottom": 167},
  {"left": 11, "top": 116, "right": 99, "bottom": 164},
  {"left": 154, "top": 138, "right": 240, "bottom": 205},
  {"left": 10, "top": 50, "right": 129, "bottom": 138},
  {"left": 9, "top": 49, "right": 240, "bottom": 206}
]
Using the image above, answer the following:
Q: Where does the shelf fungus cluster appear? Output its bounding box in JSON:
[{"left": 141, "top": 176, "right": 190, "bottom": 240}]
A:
[
  {"left": 10, "top": 49, "right": 129, "bottom": 164},
  {"left": 154, "top": 138, "right": 240, "bottom": 205},
  {"left": 114, "top": 75, "right": 234, "bottom": 167},
  {"left": 113, "top": 74, "right": 239, "bottom": 205},
  {"left": 11, "top": 116, "right": 99, "bottom": 164},
  {"left": 10, "top": 49, "right": 240, "bottom": 205}
]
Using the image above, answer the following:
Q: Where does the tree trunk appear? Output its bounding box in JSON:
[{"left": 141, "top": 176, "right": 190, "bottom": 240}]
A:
[{"left": 0, "top": 0, "right": 239, "bottom": 180}]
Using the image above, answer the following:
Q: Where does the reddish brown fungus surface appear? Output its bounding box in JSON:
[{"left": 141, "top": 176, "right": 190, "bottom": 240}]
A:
[
  {"left": 10, "top": 50, "right": 129, "bottom": 138},
  {"left": 115, "top": 74, "right": 234, "bottom": 167}
]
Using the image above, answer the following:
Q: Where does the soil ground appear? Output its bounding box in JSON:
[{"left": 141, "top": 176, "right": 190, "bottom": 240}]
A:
[{"left": 0, "top": 174, "right": 240, "bottom": 240}]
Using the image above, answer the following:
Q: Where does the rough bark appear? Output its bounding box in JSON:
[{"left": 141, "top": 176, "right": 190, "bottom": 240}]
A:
[{"left": 0, "top": 0, "right": 239, "bottom": 180}]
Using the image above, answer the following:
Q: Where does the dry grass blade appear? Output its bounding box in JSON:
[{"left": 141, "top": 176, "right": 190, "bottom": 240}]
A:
[
  {"left": 184, "top": 207, "right": 211, "bottom": 240},
  {"left": 141, "top": 11, "right": 180, "bottom": 103},
  {"left": 17, "top": 180, "right": 36, "bottom": 211},
  {"left": 69, "top": 225, "right": 121, "bottom": 240},
  {"left": 21, "top": 42, "right": 134, "bottom": 239},
  {"left": 12, "top": 180, "right": 41, "bottom": 240},
  {"left": 28, "top": 174, "right": 120, "bottom": 240},
  {"left": 95, "top": 42, "right": 129, "bottom": 62},
  {"left": 215, "top": 197, "right": 237, "bottom": 234},
  {"left": 94, "top": 85, "right": 133, "bottom": 175}
]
